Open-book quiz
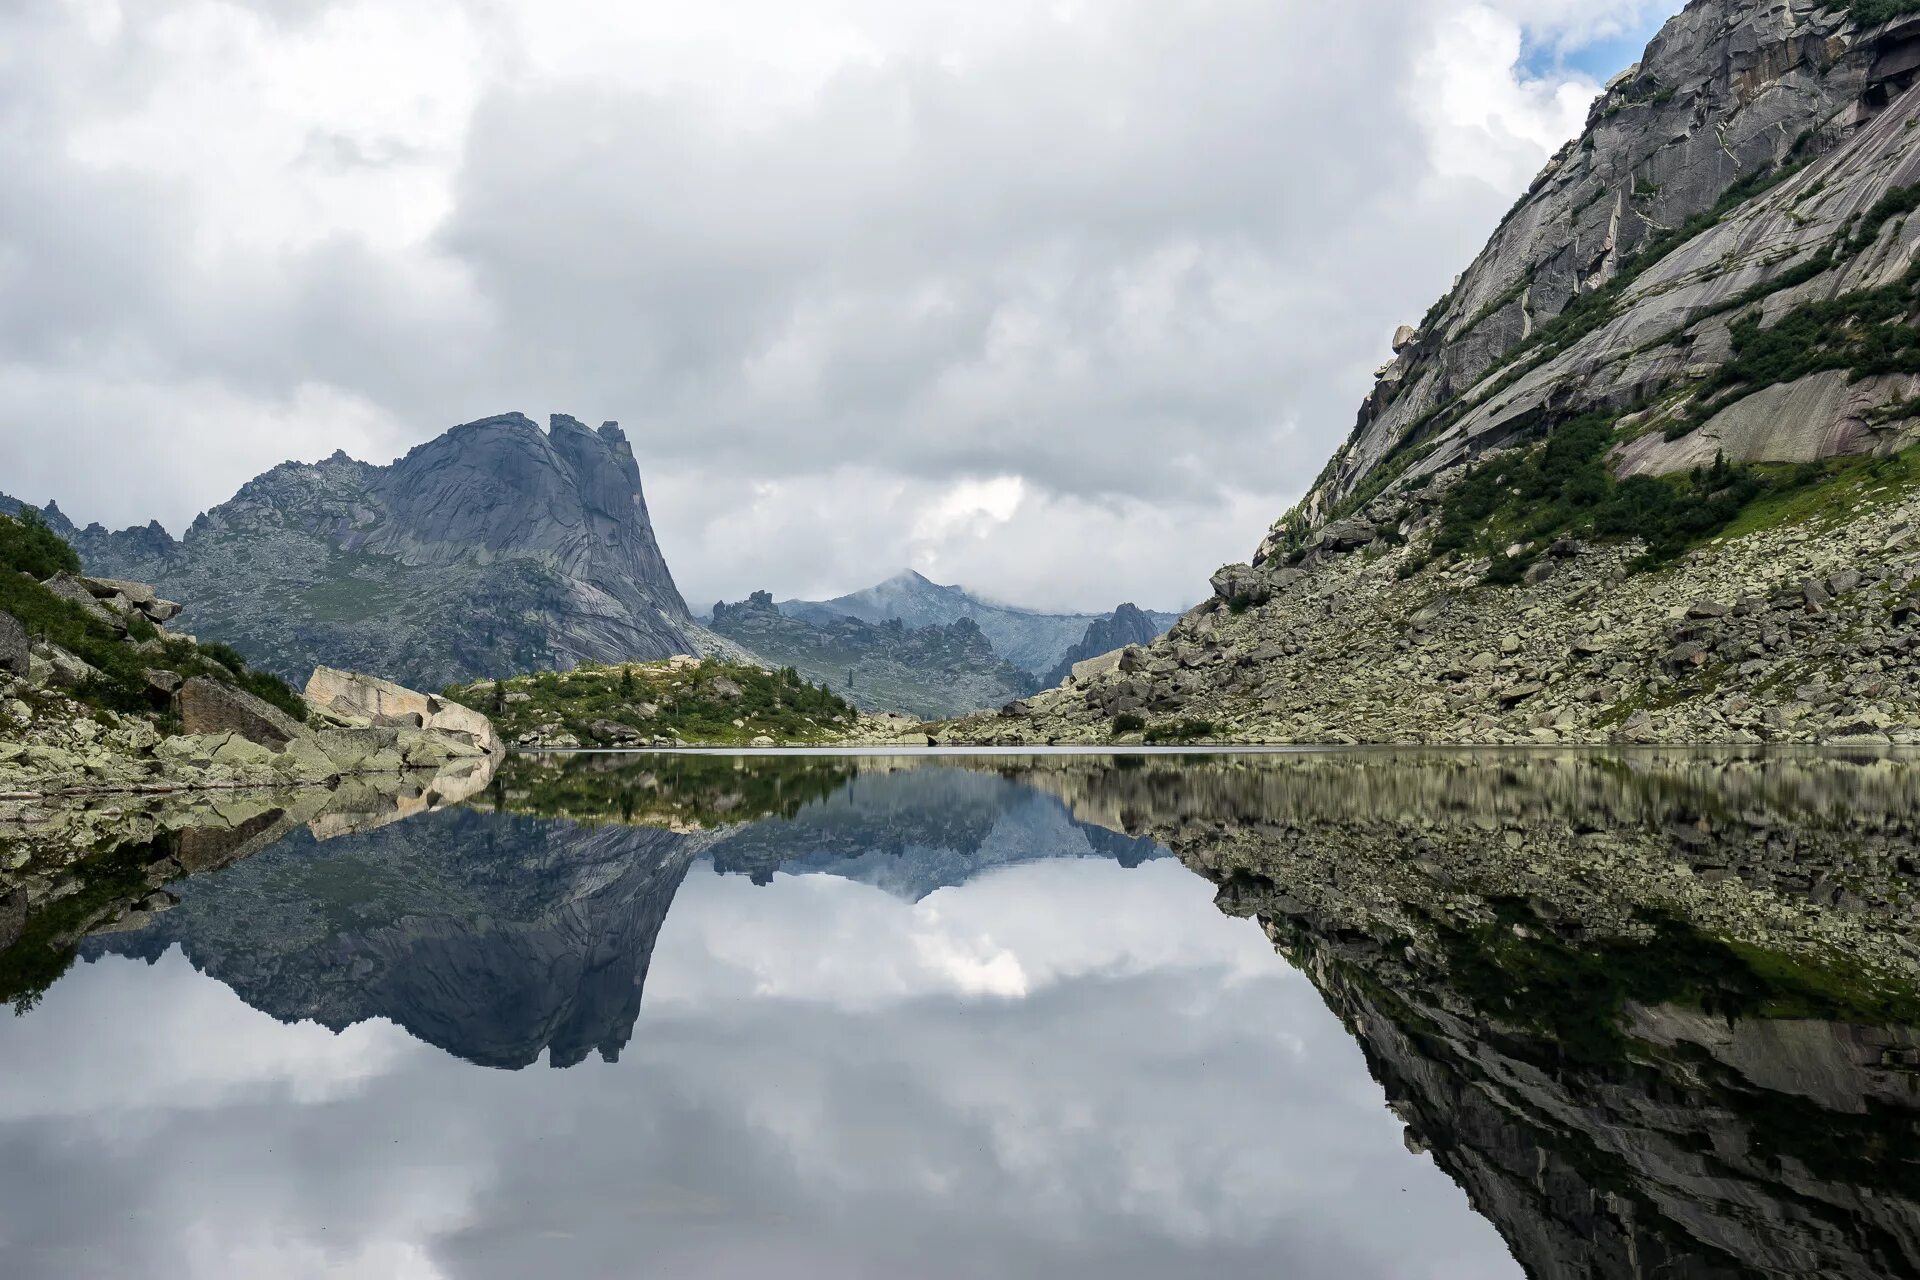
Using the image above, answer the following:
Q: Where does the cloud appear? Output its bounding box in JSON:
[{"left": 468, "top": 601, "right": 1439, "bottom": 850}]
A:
[{"left": 0, "top": 0, "right": 1676, "bottom": 610}]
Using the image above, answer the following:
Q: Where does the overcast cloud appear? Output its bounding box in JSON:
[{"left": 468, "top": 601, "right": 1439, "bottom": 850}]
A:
[{"left": 0, "top": 0, "right": 1673, "bottom": 610}]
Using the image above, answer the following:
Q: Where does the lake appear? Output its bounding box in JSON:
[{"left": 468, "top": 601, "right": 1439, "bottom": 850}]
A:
[{"left": 1, "top": 748, "right": 1917, "bottom": 1278}]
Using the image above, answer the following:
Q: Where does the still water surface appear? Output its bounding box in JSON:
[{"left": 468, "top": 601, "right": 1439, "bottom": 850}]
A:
[{"left": 2, "top": 750, "right": 1918, "bottom": 1278}]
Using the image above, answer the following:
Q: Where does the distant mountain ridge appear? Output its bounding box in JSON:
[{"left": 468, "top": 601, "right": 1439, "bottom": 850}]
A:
[
  {"left": 780, "top": 570, "right": 1179, "bottom": 678},
  {"left": 1042, "top": 603, "right": 1164, "bottom": 686},
  {"left": 710, "top": 590, "right": 1037, "bottom": 719},
  {"left": 3, "top": 412, "right": 697, "bottom": 689}
]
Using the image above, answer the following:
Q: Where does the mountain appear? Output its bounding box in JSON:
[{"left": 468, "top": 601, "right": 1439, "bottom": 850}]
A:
[
  {"left": 1040, "top": 602, "right": 1164, "bottom": 687},
  {"left": 709, "top": 590, "right": 1037, "bottom": 719},
  {"left": 4, "top": 413, "right": 698, "bottom": 690},
  {"left": 952, "top": 0, "right": 1920, "bottom": 747},
  {"left": 781, "top": 570, "right": 1178, "bottom": 678}
]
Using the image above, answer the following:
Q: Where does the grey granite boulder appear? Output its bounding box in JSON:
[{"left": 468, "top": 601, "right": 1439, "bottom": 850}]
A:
[{"left": 176, "top": 676, "right": 306, "bottom": 750}]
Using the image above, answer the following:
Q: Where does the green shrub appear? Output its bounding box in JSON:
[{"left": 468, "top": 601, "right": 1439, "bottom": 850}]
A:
[
  {"left": 0, "top": 511, "right": 80, "bottom": 580},
  {"left": 1111, "top": 713, "right": 1146, "bottom": 734},
  {"left": 1143, "top": 719, "right": 1216, "bottom": 744}
]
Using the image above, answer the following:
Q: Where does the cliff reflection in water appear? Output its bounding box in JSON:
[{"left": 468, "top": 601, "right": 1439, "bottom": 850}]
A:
[{"left": 52, "top": 748, "right": 1920, "bottom": 1276}]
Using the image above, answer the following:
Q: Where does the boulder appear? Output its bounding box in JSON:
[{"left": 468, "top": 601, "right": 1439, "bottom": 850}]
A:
[
  {"left": 1391, "top": 324, "right": 1418, "bottom": 353},
  {"left": 1210, "top": 563, "right": 1273, "bottom": 607},
  {"left": 142, "top": 668, "right": 184, "bottom": 697},
  {"left": 589, "top": 718, "right": 644, "bottom": 745},
  {"left": 77, "top": 577, "right": 182, "bottom": 623},
  {"left": 42, "top": 572, "right": 122, "bottom": 630},
  {"left": 304, "top": 666, "right": 498, "bottom": 754},
  {"left": 0, "top": 609, "right": 25, "bottom": 677},
  {"left": 176, "top": 677, "right": 306, "bottom": 750},
  {"left": 1071, "top": 650, "right": 1126, "bottom": 683}
]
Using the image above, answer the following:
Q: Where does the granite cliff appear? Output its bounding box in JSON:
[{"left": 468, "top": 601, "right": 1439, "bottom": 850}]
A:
[
  {"left": 6, "top": 412, "right": 697, "bottom": 690},
  {"left": 952, "top": 0, "right": 1920, "bottom": 746}
]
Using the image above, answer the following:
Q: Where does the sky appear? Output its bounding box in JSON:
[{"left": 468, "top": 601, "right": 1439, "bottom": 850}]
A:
[{"left": 0, "top": 0, "right": 1678, "bottom": 612}]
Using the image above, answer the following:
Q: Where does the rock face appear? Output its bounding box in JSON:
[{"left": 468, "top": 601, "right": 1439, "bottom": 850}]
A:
[
  {"left": 1041, "top": 603, "right": 1168, "bottom": 687},
  {"left": 9, "top": 413, "right": 695, "bottom": 689},
  {"left": 709, "top": 589, "right": 1038, "bottom": 719},
  {"left": 1304, "top": 0, "right": 1920, "bottom": 524},
  {"left": 958, "top": 0, "right": 1920, "bottom": 745},
  {"left": 781, "top": 570, "right": 1180, "bottom": 679}
]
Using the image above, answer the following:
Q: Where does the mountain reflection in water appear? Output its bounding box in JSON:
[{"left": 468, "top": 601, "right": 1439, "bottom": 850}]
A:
[{"left": 0, "top": 748, "right": 1916, "bottom": 1278}]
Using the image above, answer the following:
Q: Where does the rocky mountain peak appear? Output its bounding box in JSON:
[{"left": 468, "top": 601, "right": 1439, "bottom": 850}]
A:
[{"left": 43, "top": 412, "right": 696, "bottom": 689}]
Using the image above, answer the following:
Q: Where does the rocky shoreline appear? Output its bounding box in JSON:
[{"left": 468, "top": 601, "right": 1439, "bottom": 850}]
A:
[{"left": 946, "top": 429, "right": 1920, "bottom": 747}]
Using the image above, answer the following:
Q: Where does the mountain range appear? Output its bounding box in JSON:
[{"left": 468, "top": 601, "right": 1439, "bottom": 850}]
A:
[
  {"left": 708, "top": 590, "right": 1038, "bottom": 720},
  {"left": 3, "top": 416, "right": 1176, "bottom": 717},
  {"left": 778, "top": 569, "right": 1180, "bottom": 678}
]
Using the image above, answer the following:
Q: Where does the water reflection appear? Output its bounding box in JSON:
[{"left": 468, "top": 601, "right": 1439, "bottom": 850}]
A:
[{"left": 0, "top": 749, "right": 1917, "bottom": 1277}]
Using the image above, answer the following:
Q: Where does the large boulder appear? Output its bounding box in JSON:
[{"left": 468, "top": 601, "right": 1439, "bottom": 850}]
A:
[
  {"left": 79, "top": 576, "right": 183, "bottom": 624},
  {"left": 0, "top": 610, "right": 25, "bottom": 677},
  {"left": 42, "top": 572, "right": 123, "bottom": 631},
  {"left": 1210, "top": 563, "right": 1273, "bottom": 608},
  {"left": 305, "top": 666, "right": 499, "bottom": 754},
  {"left": 176, "top": 676, "right": 307, "bottom": 750}
]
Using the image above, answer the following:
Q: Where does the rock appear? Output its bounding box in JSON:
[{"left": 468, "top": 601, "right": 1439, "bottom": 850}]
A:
[
  {"left": 589, "top": 718, "right": 644, "bottom": 745},
  {"left": 1315, "top": 519, "right": 1378, "bottom": 554},
  {"left": 1687, "top": 601, "right": 1731, "bottom": 619},
  {"left": 1000, "top": 700, "right": 1033, "bottom": 719},
  {"left": 35, "top": 644, "right": 100, "bottom": 690},
  {"left": 1497, "top": 683, "right": 1543, "bottom": 707},
  {"left": 79, "top": 577, "right": 182, "bottom": 623},
  {"left": 1499, "top": 635, "right": 1523, "bottom": 656},
  {"left": 1827, "top": 569, "right": 1862, "bottom": 596},
  {"left": 750, "top": 735, "right": 775, "bottom": 747},
  {"left": 1392, "top": 324, "right": 1418, "bottom": 353},
  {"left": 176, "top": 677, "right": 306, "bottom": 749},
  {"left": 42, "top": 572, "right": 122, "bottom": 630},
  {"left": 707, "top": 676, "right": 745, "bottom": 700},
  {"left": 1803, "top": 579, "right": 1831, "bottom": 608},
  {"left": 1522, "top": 560, "right": 1555, "bottom": 586},
  {"left": 304, "top": 666, "right": 498, "bottom": 755},
  {"left": 1665, "top": 641, "right": 1710, "bottom": 669},
  {"left": 142, "top": 668, "right": 184, "bottom": 697},
  {"left": 0, "top": 609, "right": 25, "bottom": 677},
  {"left": 1071, "top": 650, "right": 1125, "bottom": 683},
  {"left": 1210, "top": 563, "right": 1273, "bottom": 607}
]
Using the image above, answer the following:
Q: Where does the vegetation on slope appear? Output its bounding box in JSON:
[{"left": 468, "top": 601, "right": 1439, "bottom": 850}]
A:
[
  {"left": 1410, "top": 410, "right": 1906, "bottom": 582},
  {"left": 0, "top": 512, "right": 307, "bottom": 723},
  {"left": 447, "top": 658, "right": 859, "bottom": 747}
]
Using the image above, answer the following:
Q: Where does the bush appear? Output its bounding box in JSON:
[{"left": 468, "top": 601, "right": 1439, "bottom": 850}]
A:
[
  {"left": 1111, "top": 713, "right": 1146, "bottom": 734},
  {"left": 1143, "top": 719, "right": 1217, "bottom": 744},
  {"left": 0, "top": 511, "right": 80, "bottom": 580}
]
